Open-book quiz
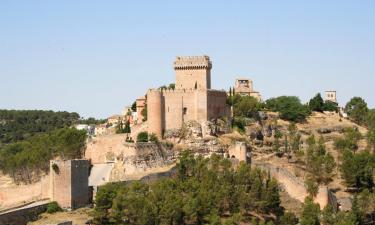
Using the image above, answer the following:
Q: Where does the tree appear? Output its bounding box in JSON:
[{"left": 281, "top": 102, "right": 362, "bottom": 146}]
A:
[
  {"left": 366, "top": 109, "right": 375, "bottom": 129},
  {"left": 305, "top": 135, "right": 335, "bottom": 184},
  {"left": 340, "top": 149, "right": 375, "bottom": 190},
  {"left": 345, "top": 97, "right": 368, "bottom": 125},
  {"left": 309, "top": 93, "right": 325, "bottom": 112},
  {"left": 300, "top": 197, "right": 320, "bottom": 225},
  {"left": 131, "top": 101, "right": 137, "bottom": 112},
  {"left": 141, "top": 104, "right": 148, "bottom": 122},
  {"left": 367, "top": 129, "right": 375, "bottom": 153},
  {"left": 273, "top": 130, "right": 283, "bottom": 155},
  {"left": 305, "top": 177, "right": 319, "bottom": 198},
  {"left": 266, "top": 96, "right": 310, "bottom": 122},
  {"left": 323, "top": 101, "right": 338, "bottom": 112},
  {"left": 136, "top": 132, "right": 149, "bottom": 143},
  {"left": 334, "top": 128, "right": 362, "bottom": 154},
  {"left": 233, "top": 96, "right": 261, "bottom": 118},
  {"left": 280, "top": 212, "right": 298, "bottom": 225}
]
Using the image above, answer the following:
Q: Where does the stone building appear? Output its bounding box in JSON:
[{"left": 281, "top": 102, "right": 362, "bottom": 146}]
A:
[
  {"left": 147, "top": 56, "right": 230, "bottom": 138},
  {"left": 233, "top": 78, "right": 262, "bottom": 101},
  {"left": 325, "top": 90, "right": 337, "bottom": 103},
  {"left": 136, "top": 96, "right": 147, "bottom": 122},
  {"left": 228, "top": 142, "right": 249, "bottom": 163},
  {"left": 49, "top": 160, "right": 90, "bottom": 210}
]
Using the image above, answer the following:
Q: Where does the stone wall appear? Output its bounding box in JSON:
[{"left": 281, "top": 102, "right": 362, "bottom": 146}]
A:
[
  {"left": 0, "top": 202, "right": 48, "bottom": 225},
  {"left": 253, "top": 161, "right": 337, "bottom": 210},
  {"left": 50, "top": 160, "right": 90, "bottom": 210}
]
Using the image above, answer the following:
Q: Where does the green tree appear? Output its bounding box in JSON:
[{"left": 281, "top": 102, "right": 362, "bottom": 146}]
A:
[
  {"left": 366, "top": 109, "right": 375, "bottom": 129},
  {"left": 323, "top": 101, "right": 338, "bottom": 112},
  {"left": 340, "top": 149, "right": 375, "bottom": 190},
  {"left": 300, "top": 197, "right": 320, "bottom": 225},
  {"left": 309, "top": 93, "right": 325, "bottom": 112},
  {"left": 345, "top": 97, "right": 368, "bottom": 125},
  {"left": 305, "top": 177, "right": 319, "bottom": 198},
  {"left": 141, "top": 104, "right": 147, "bottom": 122},
  {"left": 266, "top": 96, "right": 310, "bottom": 122},
  {"left": 233, "top": 96, "right": 261, "bottom": 118},
  {"left": 279, "top": 212, "right": 298, "bottom": 225},
  {"left": 367, "top": 129, "right": 375, "bottom": 153}
]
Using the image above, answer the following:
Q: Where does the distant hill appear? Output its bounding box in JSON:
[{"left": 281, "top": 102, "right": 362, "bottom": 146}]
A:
[{"left": 0, "top": 110, "right": 80, "bottom": 144}]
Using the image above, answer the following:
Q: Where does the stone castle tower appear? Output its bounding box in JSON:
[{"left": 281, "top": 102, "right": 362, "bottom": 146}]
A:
[
  {"left": 147, "top": 56, "right": 229, "bottom": 138},
  {"left": 174, "top": 55, "right": 212, "bottom": 90}
]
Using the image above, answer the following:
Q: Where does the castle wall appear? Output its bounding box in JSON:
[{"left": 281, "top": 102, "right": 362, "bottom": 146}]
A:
[
  {"left": 175, "top": 69, "right": 211, "bottom": 90},
  {"left": 85, "top": 134, "right": 137, "bottom": 164},
  {"left": 207, "top": 90, "right": 229, "bottom": 120}
]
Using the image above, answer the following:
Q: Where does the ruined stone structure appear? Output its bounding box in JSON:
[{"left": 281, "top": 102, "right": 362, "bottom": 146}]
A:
[
  {"left": 233, "top": 78, "right": 262, "bottom": 101},
  {"left": 147, "top": 56, "right": 229, "bottom": 138},
  {"left": 49, "top": 160, "right": 90, "bottom": 210},
  {"left": 136, "top": 96, "right": 146, "bottom": 122},
  {"left": 325, "top": 90, "right": 337, "bottom": 103},
  {"left": 228, "top": 142, "right": 249, "bottom": 163}
]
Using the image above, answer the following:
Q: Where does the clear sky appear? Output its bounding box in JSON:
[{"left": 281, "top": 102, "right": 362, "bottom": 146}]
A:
[{"left": 1, "top": 1, "right": 374, "bottom": 118}]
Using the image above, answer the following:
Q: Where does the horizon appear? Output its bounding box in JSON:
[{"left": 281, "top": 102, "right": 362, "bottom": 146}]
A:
[{"left": 1, "top": 1, "right": 374, "bottom": 118}]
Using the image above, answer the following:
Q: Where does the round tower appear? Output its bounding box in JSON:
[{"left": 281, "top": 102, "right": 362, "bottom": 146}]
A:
[{"left": 147, "top": 89, "right": 163, "bottom": 139}]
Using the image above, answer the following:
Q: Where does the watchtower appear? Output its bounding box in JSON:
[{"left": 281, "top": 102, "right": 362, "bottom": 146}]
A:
[
  {"left": 174, "top": 56, "right": 212, "bottom": 90},
  {"left": 325, "top": 91, "right": 337, "bottom": 103}
]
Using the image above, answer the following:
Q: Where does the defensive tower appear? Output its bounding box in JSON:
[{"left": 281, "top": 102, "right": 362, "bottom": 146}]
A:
[{"left": 174, "top": 56, "right": 212, "bottom": 90}]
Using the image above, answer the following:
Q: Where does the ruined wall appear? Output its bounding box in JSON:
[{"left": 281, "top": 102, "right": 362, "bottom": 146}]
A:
[
  {"left": 0, "top": 202, "right": 48, "bottom": 225},
  {"left": 253, "top": 161, "right": 335, "bottom": 210},
  {"left": 228, "top": 142, "right": 248, "bottom": 162}
]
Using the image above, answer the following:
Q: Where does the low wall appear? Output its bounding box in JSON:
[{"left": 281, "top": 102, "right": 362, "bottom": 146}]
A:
[
  {"left": 253, "top": 161, "right": 337, "bottom": 210},
  {"left": 0, "top": 201, "right": 49, "bottom": 225}
]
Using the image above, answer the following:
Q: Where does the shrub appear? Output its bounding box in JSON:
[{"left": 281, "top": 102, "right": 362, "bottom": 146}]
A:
[
  {"left": 46, "top": 201, "right": 62, "bottom": 214},
  {"left": 137, "top": 132, "right": 149, "bottom": 143},
  {"left": 149, "top": 133, "right": 159, "bottom": 143}
]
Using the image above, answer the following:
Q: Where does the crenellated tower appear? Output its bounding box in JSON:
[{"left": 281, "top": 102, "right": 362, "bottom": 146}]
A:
[{"left": 174, "top": 55, "right": 212, "bottom": 90}]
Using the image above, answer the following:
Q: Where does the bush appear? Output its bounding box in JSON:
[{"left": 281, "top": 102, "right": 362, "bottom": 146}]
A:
[
  {"left": 46, "top": 201, "right": 62, "bottom": 214},
  {"left": 137, "top": 132, "right": 149, "bottom": 143},
  {"left": 265, "top": 96, "right": 310, "bottom": 122},
  {"left": 149, "top": 133, "right": 159, "bottom": 143}
]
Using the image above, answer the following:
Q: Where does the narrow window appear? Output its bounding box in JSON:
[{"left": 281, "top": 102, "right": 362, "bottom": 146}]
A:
[{"left": 183, "top": 107, "right": 187, "bottom": 115}]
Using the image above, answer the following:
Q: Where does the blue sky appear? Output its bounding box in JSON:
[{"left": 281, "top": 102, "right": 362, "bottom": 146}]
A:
[{"left": 0, "top": 1, "right": 374, "bottom": 118}]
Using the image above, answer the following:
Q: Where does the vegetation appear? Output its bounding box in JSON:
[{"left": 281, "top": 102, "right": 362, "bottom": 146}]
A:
[
  {"left": 340, "top": 150, "right": 375, "bottom": 190},
  {"left": 308, "top": 93, "right": 338, "bottom": 112},
  {"left": 233, "top": 96, "right": 262, "bottom": 118},
  {"left": 305, "top": 135, "right": 335, "bottom": 184},
  {"left": 92, "top": 152, "right": 286, "bottom": 225},
  {"left": 46, "top": 201, "right": 63, "bottom": 214},
  {"left": 0, "top": 128, "right": 87, "bottom": 183},
  {"left": 116, "top": 120, "right": 131, "bottom": 134},
  {"left": 141, "top": 104, "right": 147, "bottom": 122},
  {"left": 265, "top": 96, "right": 310, "bottom": 122},
  {"left": 345, "top": 97, "right": 368, "bottom": 125},
  {"left": 136, "top": 131, "right": 149, "bottom": 143},
  {"left": 0, "top": 110, "right": 81, "bottom": 144}
]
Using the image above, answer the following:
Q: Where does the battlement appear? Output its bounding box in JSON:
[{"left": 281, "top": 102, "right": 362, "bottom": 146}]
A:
[{"left": 174, "top": 55, "right": 212, "bottom": 70}]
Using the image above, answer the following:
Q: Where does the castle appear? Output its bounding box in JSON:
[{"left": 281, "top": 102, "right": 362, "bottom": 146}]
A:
[
  {"left": 147, "top": 56, "right": 230, "bottom": 138},
  {"left": 233, "top": 78, "right": 262, "bottom": 101}
]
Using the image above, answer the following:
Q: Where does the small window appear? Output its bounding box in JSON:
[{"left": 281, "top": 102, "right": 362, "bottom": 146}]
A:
[{"left": 183, "top": 107, "right": 187, "bottom": 115}]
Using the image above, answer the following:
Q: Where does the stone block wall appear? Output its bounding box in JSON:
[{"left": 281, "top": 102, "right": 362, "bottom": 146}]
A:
[{"left": 50, "top": 160, "right": 90, "bottom": 210}]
